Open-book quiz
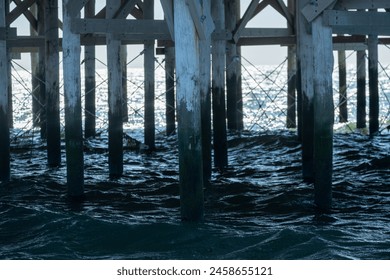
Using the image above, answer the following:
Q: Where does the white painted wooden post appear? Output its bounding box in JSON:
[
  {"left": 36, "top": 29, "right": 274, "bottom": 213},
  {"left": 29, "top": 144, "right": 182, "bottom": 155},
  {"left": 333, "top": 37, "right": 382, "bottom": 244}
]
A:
[
  {"left": 296, "top": 0, "right": 315, "bottom": 182},
  {"left": 106, "top": 0, "right": 123, "bottom": 177},
  {"left": 312, "top": 15, "right": 334, "bottom": 210},
  {"left": 174, "top": 0, "right": 204, "bottom": 221},
  {"left": 0, "top": 0, "right": 10, "bottom": 181},
  {"left": 211, "top": 0, "right": 228, "bottom": 170},
  {"left": 62, "top": 0, "right": 84, "bottom": 197}
]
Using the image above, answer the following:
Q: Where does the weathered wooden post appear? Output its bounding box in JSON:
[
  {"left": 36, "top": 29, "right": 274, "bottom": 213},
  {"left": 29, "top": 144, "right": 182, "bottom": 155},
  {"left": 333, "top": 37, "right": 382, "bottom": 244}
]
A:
[
  {"left": 312, "top": 15, "right": 334, "bottom": 210},
  {"left": 174, "top": 0, "right": 211, "bottom": 221},
  {"left": 368, "top": 32, "right": 379, "bottom": 135},
  {"left": 106, "top": 0, "right": 123, "bottom": 177},
  {"left": 121, "top": 45, "right": 128, "bottom": 123},
  {"left": 225, "top": 0, "right": 243, "bottom": 131},
  {"left": 211, "top": 0, "right": 228, "bottom": 170},
  {"left": 144, "top": 0, "right": 155, "bottom": 150},
  {"left": 287, "top": 0, "right": 297, "bottom": 129},
  {"left": 338, "top": 49, "right": 348, "bottom": 123},
  {"left": 44, "top": 0, "right": 61, "bottom": 167},
  {"left": 200, "top": 0, "right": 212, "bottom": 183},
  {"left": 0, "top": 0, "right": 10, "bottom": 181},
  {"left": 84, "top": 0, "right": 96, "bottom": 138},
  {"left": 37, "top": 0, "right": 46, "bottom": 139},
  {"left": 165, "top": 46, "right": 175, "bottom": 136},
  {"left": 356, "top": 48, "right": 366, "bottom": 129},
  {"left": 30, "top": 3, "right": 40, "bottom": 127},
  {"left": 62, "top": 0, "right": 84, "bottom": 197},
  {"left": 296, "top": 0, "right": 314, "bottom": 181}
]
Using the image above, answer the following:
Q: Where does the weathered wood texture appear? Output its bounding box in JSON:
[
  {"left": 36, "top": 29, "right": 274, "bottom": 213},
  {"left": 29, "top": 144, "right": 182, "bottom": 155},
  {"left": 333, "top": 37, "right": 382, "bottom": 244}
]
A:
[
  {"left": 44, "top": 0, "right": 61, "bottom": 167},
  {"left": 121, "top": 45, "right": 128, "bottom": 122},
  {"left": 368, "top": 34, "right": 379, "bottom": 135},
  {"left": 62, "top": 0, "right": 84, "bottom": 197},
  {"left": 106, "top": 0, "right": 123, "bottom": 177},
  {"left": 225, "top": 0, "right": 243, "bottom": 131},
  {"left": 84, "top": 0, "right": 96, "bottom": 138},
  {"left": 144, "top": 0, "right": 155, "bottom": 150},
  {"left": 338, "top": 50, "right": 348, "bottom": 123},
  {"left": 312, "top": 15, "right": 334, "bottom": 210},
  {"left": 0, "top": 0, "right": 10, "bottom": 181},
  {"left": 287, "top": 45, "right": 297, "bottom": 128},
  {"left": 296, "top": 0, "right": 314, "bottom": 181},
  {"left": 212, "top": 0, "right": 228, "bottom": 170},
  {"left": 165, "top": 46, "right": 175, "bottom": 136},
  {"left": 356, "top": 49, "right": 366, "bottom": 129},
  {"left": 174, "top": 0, "right": 204, "bottom": 221}
]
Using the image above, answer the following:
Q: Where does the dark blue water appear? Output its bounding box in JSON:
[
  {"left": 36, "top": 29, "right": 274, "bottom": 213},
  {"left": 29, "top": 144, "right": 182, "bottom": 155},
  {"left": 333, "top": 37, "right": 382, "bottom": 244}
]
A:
[{"left": 1, "top": 130, "right": 390, "bottom": 259}]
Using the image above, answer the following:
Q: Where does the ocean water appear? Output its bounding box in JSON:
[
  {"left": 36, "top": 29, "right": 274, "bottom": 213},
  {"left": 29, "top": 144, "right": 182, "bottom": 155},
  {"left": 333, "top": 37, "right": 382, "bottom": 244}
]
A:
[{"left": 1, "top": 64, "right": 390, "bottom": 259}]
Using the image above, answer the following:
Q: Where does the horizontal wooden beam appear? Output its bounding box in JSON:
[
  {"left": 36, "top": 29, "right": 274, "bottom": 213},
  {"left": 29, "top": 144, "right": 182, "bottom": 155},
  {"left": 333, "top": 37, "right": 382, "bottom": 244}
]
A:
[
  {"left": 238, "top": 35, "right": 295, "bottom": 46},
  {"left": 70, "top": 19, "right": 169, "bottom": 37},
  {"left": 324, "top": 10, "right": 390, "bottom": 35},
  {"left": 336, "top": 0, "right": 390, "bottom": 10},
  {"left": 241, "top": 27, "right": 292, "bottom": 37}
]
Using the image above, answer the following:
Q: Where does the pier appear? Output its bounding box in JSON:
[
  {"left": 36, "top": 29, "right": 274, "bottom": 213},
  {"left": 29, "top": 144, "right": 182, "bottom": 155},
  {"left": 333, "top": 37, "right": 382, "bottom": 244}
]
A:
[{"left": 1, "top": 0, "right": 390, "bottom": 221}]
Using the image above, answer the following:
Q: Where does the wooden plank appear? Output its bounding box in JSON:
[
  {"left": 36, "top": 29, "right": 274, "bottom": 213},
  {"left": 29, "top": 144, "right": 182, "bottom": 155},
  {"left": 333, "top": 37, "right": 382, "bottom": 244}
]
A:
[
  {"left": 65, "top": 0, "right": 89, "bottom": 17},
  {"left": 160, "top": 0, "right": 174, "bottom": 40},
  {"left": 174, "top": 0, "right": 204, "bottom": 221},
  {"left": 62, "top": 0, "right": 84, "bottom": 197},
  {"left": 338, "top": 50, "right": 348, "bottom": 122},
  {"left": 14, "top": 0, "right": 38, "bottom": 31},
  {"left": 356, "top": 48, "right": 366, "bottom": 129},
  {"left": 238, "top": 35, "right": 295, "bottom": 46},
  {"left": 368, "top": 33, "right": 379, "bottom": 135},
  {"left": 185, "top": 0, "right": 215, "bottom": 40},
  {"left": 336, "top": 0, "right": 390, "bottom": 10},
  {"left": 273, "top": 0, "right": 294, "bottom": 27},
  {"left": 164, "top": 46, "right": 175, "bottom": 136},
  {"left": 0, "top": 0, "right": 10, "bottom": 181},
  {"left": 301, "top": 0, "right": 336, "bottom": 22},
  {"left": 241, "top": 27, "right": 292, "bottom": 37},
  {"left": 324, "top": 10, "right": 390, "bottom": 35},
  {"left": 252, "top": 0, "right": 272, "bottom": 19},
  {"left": 106, "top": 0, "right": 123, "bottom": 177},
  {"left": 233, "top": 0, "right": 260, "bottom": 43}
]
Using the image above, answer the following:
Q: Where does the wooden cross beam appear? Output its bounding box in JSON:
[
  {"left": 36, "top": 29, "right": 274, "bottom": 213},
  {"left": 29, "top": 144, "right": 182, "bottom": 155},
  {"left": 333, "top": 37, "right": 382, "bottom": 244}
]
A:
[
  {"left": 7, "top": 0, "right": 36, "bottom": 27},
  {"left": 160, "top": 0, "right": 174, "bottom": 40},
  {"left": 185, "top": 0, "right": 214, "bottom": 40}
]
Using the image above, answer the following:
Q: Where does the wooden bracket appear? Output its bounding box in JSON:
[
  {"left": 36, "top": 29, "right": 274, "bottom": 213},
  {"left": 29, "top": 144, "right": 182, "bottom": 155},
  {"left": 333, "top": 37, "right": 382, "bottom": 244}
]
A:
[
  {"left": 301, "top": 0, "right": 337, "bottom": 22},
  {"left": 161, "top": 0, "right": 175, "bottom": 40},
  {"left": 185, "top": 0, "right": 215, "bottom": 40}
]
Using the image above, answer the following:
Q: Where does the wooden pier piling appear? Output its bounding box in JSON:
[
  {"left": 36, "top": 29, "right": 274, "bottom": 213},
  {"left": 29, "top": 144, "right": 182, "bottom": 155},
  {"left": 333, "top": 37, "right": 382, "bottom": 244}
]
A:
[
  {"left": 312, "top": 15, "right": 334, "bottom": 210},
  {"left": 106, "top": 0, "right": 123, "bottom": 177},
  {"left": 62, "top": 0, "right": 84, "bottom": 197},
  {"left": 338, "top": 49, "right": 348, "bottom": 123},
  {"left": 0, "top": 0, "right": 10, "bottom": 181},
  {"left": 174, "top": 0, "right": 205, "bottom": 221},
  {"left": 144, "top": 0, "right": 155, "bottom": 151},
  {"left": 287, "top": 45, "right": 297, "bottom": 128},
  {"left": 356, "top": 49, "right": 366, "bottom": 129},
  {"left": 30, "top": 3, "right": 40, "bottom": 127},
  {"left": 165, "top": 46, "right": 175, "bottom": 136},
  {"left": 84, "top": 0, "right": 96, "bottom": 139},
  {"left": 368, "top": 33, "right": 379, "bottom": 136},
  {"left": 44, "top": 0, "right": 61, "bottom": 167},
  {"left": 121, "top": 45, "right": 128, "bottom": 123},
  {"left": 211, "top": 0, "right": 228, "bottom": 170}
]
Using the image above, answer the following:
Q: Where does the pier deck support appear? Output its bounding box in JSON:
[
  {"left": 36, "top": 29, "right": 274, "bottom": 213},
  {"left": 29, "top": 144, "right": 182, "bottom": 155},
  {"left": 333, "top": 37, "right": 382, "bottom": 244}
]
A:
[
  {"left": 356, "top": 49, "right": 366, "bottom": 129},
  {"left": 144, "top": 0, "right": 155, "bottom": 150},
  {"left": 296, "top": 0, "right": 314, "bottom": 181},
  {"left": 0, "top": 0, "right": 10, "bottom": 181},
  {"left": 312, "top": 16, "right": 334, "bottom": 210},
  {"left": 174, "top": 0, "right": 205, "bottom": 221},
  {"left": 225, "top": 0, "right": 243, "bottom": 131},
  {"left": 338, "top": 50, "right": 348, "bottom": 123},
  {"left": 165, "top": 46, "right": 175, "bottom": 136},
  {"left": 45, "top": 0, "right": 61, "bottom": 167},
  {"left": 368, "top": 33, "right": 379, "bottom": 136},
  {"left": 84, "top": 0, "right": 96, "bottom": 138},
  {"left": 287, "top": 45, "right": 297, "bottom": 128},
  {"left": 212, "top": 0, "right": 228, "bottom": 170},
  {"left": 107, "top": 0, "right": 123, "bottom": 177},
  {"left": 62, "top": 0, "right": 84, "bottom": 197}
]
